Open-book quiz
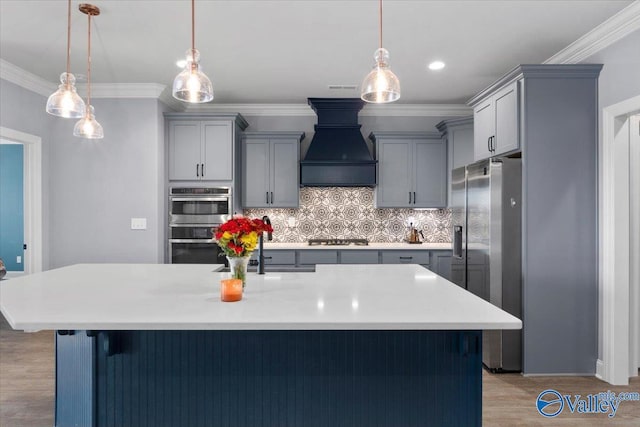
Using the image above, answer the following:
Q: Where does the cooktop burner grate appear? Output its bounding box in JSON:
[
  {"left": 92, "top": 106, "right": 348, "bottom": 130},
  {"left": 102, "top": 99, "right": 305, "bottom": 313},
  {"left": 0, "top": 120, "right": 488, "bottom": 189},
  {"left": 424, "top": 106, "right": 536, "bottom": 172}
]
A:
[{"left": 307, "top": 238, "right": 369, "bottom": 246}]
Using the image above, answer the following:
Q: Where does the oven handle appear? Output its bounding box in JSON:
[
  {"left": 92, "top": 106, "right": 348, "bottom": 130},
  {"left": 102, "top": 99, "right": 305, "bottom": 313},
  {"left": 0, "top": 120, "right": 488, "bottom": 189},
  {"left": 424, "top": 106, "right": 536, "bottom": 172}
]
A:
[
  {"left": 169, "top": 197, "right": 230, "bottom": 202},
  {"left": 169, "top": 239, "right": 216, "bottom": 244}
]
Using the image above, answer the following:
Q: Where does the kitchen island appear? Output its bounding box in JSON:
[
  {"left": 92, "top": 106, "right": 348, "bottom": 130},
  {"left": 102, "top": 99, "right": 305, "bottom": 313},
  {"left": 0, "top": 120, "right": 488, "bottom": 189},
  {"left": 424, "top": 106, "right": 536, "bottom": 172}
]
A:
[{"left": 1, "top": 264, "right": 521, "bottom": 427}]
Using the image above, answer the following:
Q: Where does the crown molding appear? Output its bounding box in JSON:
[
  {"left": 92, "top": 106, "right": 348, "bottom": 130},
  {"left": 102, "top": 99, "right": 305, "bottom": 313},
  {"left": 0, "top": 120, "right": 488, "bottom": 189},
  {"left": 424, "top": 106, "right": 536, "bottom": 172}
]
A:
[
  {"left": 545, "top": 1, "right": 640, "bottom": 64},
  {"left": 77, "top": 83, "right": 166, "bottom": 99},
  {"left": 184, "top": 103, "right": 472, "bottom": 117},
  {"left": 0, "top": 59, "right": 56, "bottom": 97}
]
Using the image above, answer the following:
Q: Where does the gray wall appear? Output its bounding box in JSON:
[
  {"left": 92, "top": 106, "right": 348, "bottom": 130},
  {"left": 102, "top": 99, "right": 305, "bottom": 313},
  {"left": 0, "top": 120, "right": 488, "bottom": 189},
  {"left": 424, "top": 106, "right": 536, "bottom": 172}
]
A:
[
  {"left": 582, "top": 29, "right": 640, "bottom": 363},
  {"left": 48, "top": 98, "right": 165, "bottom": 268},
  {"left": 0, "top": 79, "right": 52, "bottom": 270},
  {"left": 582, "top": 29, "right": 640, "bottom": 110}
]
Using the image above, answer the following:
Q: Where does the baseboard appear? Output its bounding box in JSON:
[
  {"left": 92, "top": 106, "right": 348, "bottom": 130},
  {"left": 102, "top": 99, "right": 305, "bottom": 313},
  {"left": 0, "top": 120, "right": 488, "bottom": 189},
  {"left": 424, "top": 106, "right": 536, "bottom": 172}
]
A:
[
  {"left": 596, "top": 359, "right": 605, "bottom": 380},
  {"left": 522, "top": 373, "right": 596, "bottom": 377}
]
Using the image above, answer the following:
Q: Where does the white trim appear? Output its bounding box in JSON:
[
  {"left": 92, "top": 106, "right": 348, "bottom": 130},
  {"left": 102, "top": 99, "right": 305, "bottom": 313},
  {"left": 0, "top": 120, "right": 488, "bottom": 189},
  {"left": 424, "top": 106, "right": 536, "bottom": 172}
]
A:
[
  {"left": 600, "top": 95, "right": 640, "bottom": 385},
  {"left": 77, "top": 83, "right": 166, "bottom": 99},
  {"left": 596, "top": 359, "right": 605, "bottom": 380},
  {"left": 0, "top": 59, "right": 55, "bottom": 97},
  {"left": 630, "top": 114, "right": 640, "bottom": 375},
  {"left": 0, "top": 127, "right": 43, "bottom": 275},
  {"left": 545, "top": 1, "right": 640, "bottom": 64},
  {"left": 184, "top": 103, "right": 472, "bottom": 117}
]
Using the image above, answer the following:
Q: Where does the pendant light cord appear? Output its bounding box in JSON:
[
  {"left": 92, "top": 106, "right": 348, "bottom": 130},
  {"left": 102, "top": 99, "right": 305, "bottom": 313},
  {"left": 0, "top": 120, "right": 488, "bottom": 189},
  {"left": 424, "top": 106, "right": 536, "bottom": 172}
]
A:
[
  {"left": 191, "top": 0, "right": 195, "bottom": 60},
  {"left": 379, "top": 0, "right": 382, "bottom": 50},
  {"left": 86, "top": 12, "right": 92, "bottom": 111},
  {"left": 65, "top": 0, "right": 72, "bottom": 87}
]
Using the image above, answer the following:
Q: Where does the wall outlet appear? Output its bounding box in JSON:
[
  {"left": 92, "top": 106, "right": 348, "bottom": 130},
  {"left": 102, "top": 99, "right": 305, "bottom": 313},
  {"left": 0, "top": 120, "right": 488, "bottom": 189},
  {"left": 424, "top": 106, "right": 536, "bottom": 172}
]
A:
[
  {"left": 131, "top": 218, "right": 147, "bottom": 230},
  {"left": 16, "top": 256, "right": 21, "bottom": 264},
  {"left": 287, "top": 217, "right": 296, "bottom": 227}
]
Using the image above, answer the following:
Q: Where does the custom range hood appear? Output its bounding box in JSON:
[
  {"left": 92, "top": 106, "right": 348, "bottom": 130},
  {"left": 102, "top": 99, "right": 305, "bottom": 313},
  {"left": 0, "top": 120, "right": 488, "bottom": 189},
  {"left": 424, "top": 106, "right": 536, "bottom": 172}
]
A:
[{"left": 300, "top": 98, "right": 377, "bottom": 187}]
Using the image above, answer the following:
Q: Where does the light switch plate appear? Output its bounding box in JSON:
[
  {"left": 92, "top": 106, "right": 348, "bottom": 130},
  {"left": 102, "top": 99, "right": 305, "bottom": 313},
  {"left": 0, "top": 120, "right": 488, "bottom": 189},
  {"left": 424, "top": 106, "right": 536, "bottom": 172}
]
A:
[
  {"left": 131, "top": 218, "right": 147, "bottom": 230},
  {"left": 16, "top": 256, "right": 22, "bottom": 264},
  {"left": 287, "top": 217, "right": 296, "bottom": 227}
]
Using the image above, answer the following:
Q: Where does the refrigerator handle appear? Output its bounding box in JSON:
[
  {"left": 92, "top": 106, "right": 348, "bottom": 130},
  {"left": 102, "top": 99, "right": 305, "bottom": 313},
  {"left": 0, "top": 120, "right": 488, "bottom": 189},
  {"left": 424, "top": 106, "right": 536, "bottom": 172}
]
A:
[{"left": 453, "top": 225, "right": 463, "bottom": 259}]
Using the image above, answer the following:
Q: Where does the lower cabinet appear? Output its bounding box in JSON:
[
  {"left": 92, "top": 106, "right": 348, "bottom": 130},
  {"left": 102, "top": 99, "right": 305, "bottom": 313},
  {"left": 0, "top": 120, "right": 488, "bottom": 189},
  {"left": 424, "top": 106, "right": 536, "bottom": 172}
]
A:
[
  {"left": 299, "top": 250, "right": 338, "bottom": 265},
  {"left": 259, "top": 249, "right": 460, "bottom": 277}
]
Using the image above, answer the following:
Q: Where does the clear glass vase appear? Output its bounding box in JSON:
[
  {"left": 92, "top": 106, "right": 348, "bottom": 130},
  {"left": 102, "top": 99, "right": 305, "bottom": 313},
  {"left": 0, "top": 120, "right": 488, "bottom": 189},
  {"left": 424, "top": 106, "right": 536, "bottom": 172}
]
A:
[{"left": 226, "top": 255, "right": 251, "bottom": 289}]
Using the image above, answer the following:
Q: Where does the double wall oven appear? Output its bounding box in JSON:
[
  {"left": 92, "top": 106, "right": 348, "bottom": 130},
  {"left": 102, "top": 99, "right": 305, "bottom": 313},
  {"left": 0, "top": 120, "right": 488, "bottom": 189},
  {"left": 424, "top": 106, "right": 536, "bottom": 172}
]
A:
[{"left": 168, "top": 187, "right": 231, "bottom": 264}]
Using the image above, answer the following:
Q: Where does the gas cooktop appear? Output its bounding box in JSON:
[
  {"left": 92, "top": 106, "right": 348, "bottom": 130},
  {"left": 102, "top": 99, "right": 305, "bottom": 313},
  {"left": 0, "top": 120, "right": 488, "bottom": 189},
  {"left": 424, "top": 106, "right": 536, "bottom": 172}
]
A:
[{"left": 307, "top": 238, "right": 369, "bottom": 246}]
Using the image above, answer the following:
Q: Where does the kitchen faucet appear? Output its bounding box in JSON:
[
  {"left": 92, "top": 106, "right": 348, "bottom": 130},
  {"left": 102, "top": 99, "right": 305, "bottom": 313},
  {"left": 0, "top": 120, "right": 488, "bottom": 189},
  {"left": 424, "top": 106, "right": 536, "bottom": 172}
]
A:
[{"left": 258, "top": 215, "right": 272, "bottom": 275}]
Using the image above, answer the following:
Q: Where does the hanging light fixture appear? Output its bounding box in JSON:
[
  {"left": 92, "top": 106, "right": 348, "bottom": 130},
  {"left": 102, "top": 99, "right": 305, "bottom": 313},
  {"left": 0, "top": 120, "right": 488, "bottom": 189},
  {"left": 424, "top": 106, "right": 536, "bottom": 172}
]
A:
[
  {"left": 172, "top": 0, "right": 214, "bottom": 103},
  {"left": 46, "top": 0, "right": 86, "bottom": 118},
  {"left": 73, "top": 3, "right": 103, "bottom": 139},
  {"left": 361, "top": 0, "right": 401, "bottom": 103}
]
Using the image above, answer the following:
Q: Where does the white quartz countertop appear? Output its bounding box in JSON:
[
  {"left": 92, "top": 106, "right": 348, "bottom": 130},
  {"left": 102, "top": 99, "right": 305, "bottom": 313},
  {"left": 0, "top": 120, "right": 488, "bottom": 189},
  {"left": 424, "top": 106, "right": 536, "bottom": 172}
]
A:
[
  {"left": 263, "top": 242, "right": 452, "bottom": 250},
  {"left": 0, "top": 263, "right": 520, "bottom": 331}
]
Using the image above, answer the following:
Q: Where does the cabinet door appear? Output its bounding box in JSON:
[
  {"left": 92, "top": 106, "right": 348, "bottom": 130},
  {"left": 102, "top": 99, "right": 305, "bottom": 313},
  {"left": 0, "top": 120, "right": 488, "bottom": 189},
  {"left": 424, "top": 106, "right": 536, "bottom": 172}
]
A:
[
  {"left": 243, "top": 139, "right": 270, "bottom": 207},
  {"left": 493, "top": 82, "right": 519, "bottom": 156},
  {"left": 270, "top": 139, "right": 299, "bottom": 207},
  {"left": 202, "top": 121, "right": 233, "bottom": 180},
  {"left": 299, "top": 250, "right": 338, "bottom": 265},
  {"left": 432, "top": 251, "right": 452, "bottom": 281},
  {"left": 376, "top": 140, "right": 413, "bottom": 207},
  {"left": 414, "top": 138, "right": 447, "bottom": 208},
  {"left": 381, "top": 251, "right": 430, "bottom": 265},
  {"left": 169, "top": 121, "right": 201, "bottom": 180},
  {"left": 473, "top": 100, "right": 494, "bottom": 161},
  {"left": 451, "top": 126, "right": 474, "bottom": 170}
]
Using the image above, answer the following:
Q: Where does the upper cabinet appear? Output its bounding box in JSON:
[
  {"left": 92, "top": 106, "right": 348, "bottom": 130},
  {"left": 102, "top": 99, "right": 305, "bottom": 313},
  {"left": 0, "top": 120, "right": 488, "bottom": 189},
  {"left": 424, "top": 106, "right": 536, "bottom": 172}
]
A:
[
  {"left": 166, "top": 114, "right": 248, "bottom": 181},
  {"left": 471, "top": 81, "right": 519, "bottom": 161},
  {"left": 242, "top": 132, "right": 305, "bottom": 208},
  {"left": 370, "top": 132, "right": 447, "bottom": 208},
  {"left": 436, "top": 116, "right": 474, "bottom": 207}
]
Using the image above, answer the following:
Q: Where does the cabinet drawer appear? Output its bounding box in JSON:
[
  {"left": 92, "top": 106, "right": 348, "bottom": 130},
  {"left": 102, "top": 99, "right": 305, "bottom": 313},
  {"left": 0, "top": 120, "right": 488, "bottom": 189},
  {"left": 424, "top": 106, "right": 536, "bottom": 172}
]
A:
[
  {"left": 340, "top": 251, "right": 379, "bottom": 264},
  {"left": 381, "top": 251, "right": 430, "bottom": 265},
  {"left": 261, "top": 250, "right": 296, "bottom": 265},
  {"left": 299, "top": 250, "right": 338, "bottom": 265}
]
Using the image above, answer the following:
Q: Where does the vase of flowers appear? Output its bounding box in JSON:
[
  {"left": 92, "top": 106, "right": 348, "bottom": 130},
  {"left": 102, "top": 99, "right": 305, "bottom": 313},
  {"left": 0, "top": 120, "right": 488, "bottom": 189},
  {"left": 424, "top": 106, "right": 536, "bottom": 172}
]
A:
[{"left": 213, "top": 216, "right": 273, "bottom": 288}]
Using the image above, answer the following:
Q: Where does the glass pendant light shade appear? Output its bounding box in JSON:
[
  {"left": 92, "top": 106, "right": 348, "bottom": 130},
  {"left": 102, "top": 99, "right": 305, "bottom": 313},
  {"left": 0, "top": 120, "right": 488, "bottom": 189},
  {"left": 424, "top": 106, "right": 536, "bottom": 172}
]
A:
[
  {"left": 46, "top": 72, "right": 86, "bottom": 118},
  {"left": 73, "top": 105, "right": 104, "bottom": 139},
  {"left": 361, "top": 48, "right": 401, "bottom": 103},
  {"left": 172, "top": 49, "right": 214, "bottom": 103}
]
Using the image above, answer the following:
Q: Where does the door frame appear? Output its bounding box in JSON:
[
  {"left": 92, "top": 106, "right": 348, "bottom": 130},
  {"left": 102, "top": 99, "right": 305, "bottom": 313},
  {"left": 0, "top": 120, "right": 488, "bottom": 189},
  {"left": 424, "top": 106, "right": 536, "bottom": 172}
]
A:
[
  {"left": 0, "top": 126, "right": 42, "bottom": 274},
  {"left": 598, "top": 95, "right": 640, "bottom": 385}
]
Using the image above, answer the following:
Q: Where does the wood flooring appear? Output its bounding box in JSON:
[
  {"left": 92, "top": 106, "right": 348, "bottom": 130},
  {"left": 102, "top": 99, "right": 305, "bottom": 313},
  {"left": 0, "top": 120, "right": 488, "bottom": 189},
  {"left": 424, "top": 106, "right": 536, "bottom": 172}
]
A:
[{"left": 1, "top": 313, "right": 638, "bottom": 426}]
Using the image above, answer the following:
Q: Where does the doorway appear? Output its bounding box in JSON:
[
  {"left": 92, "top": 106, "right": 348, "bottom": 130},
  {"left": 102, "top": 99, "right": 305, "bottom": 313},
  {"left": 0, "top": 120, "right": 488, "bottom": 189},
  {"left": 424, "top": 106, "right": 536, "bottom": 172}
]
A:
[
  {"left": 0, "top": 127, "right": 42, "bottom": 275},
  {"left": 0, "top": 140, "right": 24, "bottom": 273},
  {"left": 599, "top": 96, "right": 640, "bottom": 385}
]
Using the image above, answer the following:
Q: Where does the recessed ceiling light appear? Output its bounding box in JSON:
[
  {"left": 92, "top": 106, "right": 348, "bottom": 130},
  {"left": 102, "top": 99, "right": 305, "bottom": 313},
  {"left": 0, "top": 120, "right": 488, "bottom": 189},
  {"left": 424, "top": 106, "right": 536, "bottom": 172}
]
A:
[
  {"left": 428, "top": 61, "right": 446, "bottom": 71},
  {"left": 176, "top": 59, "right": 187, "bottom": 68}
]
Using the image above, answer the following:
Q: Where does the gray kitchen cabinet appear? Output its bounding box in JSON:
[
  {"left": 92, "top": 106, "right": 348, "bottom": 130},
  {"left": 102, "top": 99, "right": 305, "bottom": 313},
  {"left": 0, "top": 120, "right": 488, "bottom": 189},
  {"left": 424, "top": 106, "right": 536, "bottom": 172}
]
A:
[
  {"left": 257, "top": 250, "right": 296, "bottom": 265},
  {"left": 472, "top": 81, "right": 519, "bottom": 161},
  {"left": 168, "top": 121, "right": 233, "bottom": 180},
  {"left": 242, "top": 132, "right": 304, "bottom": 208},
  {"left": 432, "top": 251, "right": 453, "bottom": 281},
  {"left": 299, "top": 250, "right": 338, "bottom": 265},
  {"left": 370, "top": 132, "right": 447, "bottom": 208},
  {"left": 436, "top": 117, "right": 474, "bottom": 208},
  {"left": 340, "top": 250, "right": 379, "bottom": 264},
  {"left": 166, "top": 113, "right": 248, "bottom": 184},
  {"left": 380, "top": 250, "right": 430, "bottom": 266}
]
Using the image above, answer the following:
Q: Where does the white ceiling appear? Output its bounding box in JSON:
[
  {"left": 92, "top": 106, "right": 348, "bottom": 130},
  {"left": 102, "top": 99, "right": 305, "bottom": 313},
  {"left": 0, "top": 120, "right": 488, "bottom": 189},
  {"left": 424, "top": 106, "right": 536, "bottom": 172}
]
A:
[{"left": 0, "top": 0, "right": 633, "bottom": 104}]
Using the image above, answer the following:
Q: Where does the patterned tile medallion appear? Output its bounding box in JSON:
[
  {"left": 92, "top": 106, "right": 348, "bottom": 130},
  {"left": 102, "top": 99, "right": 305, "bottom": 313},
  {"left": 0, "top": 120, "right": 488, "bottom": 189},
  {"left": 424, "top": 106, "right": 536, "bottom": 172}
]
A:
[{"left": 244, "top": 187, "right": 452, "bottom": 243}]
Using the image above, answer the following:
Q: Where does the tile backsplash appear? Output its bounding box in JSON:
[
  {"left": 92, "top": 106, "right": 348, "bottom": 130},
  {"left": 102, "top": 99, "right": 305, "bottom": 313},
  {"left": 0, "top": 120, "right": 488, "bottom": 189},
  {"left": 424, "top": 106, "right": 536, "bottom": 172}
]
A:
[{"left": 244, "top": 187, "right": 451, "bottom": 243}]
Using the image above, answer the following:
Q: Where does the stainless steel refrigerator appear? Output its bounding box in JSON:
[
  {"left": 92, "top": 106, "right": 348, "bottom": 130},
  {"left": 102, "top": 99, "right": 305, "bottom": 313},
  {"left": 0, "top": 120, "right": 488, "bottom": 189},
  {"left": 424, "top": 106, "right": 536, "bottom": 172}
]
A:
[{"left": 451, "top": 158, "right": 522, "bottom": 372}]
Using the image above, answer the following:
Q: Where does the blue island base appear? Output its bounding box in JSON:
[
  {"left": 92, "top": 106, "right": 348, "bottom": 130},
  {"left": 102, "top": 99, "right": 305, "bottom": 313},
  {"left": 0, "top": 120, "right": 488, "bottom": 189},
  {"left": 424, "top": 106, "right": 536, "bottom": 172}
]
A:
[{"left": 56, "top": 330, "right": 482, "bottom": 427}]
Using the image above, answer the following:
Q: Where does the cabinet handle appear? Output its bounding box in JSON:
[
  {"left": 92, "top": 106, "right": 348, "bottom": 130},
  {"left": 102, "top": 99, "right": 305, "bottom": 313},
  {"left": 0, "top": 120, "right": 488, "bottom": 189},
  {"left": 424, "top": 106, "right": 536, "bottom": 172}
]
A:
[
  {"left": 491, "top": 136, "right": 495, "bottom": 152},
  {"left": 399, "top": 256, "right": 413, "bottom": 260},
  {"left": 487, "top": 136, "right": 491, "bottom": 153},
  {"left": 266, "top": 192, "right": 269, "bottom": 204},
  {"left": 264, "top": 256, "right": 272, "bottom": 260},
  {"left": 413, "top": 192, "right": 416, "bottom": 204},
  {"left": 201, "top": 163, "right": 205, "bottom": 176},
  {"left": 196, "top": 164, "right": 200, "bottom": 177},
  {"left": 270, "top": 192, "right": 273, "bottom": 204}
]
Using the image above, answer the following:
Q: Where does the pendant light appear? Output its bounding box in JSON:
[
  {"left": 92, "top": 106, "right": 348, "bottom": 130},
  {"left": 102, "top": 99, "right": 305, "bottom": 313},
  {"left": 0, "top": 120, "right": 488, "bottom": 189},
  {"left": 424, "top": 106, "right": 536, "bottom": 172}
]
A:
[
  {"left": 172, "top": 0, "right": 214, "bottom": 103},
  {"left": 46, "top": 0, "right": 86, "bottom": 118},
  {"left": 73, "top": 3, "right": 103, "bottom": 139},
  {"left": 361, "top": 0, "right": 401, "bottom": 103}
]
